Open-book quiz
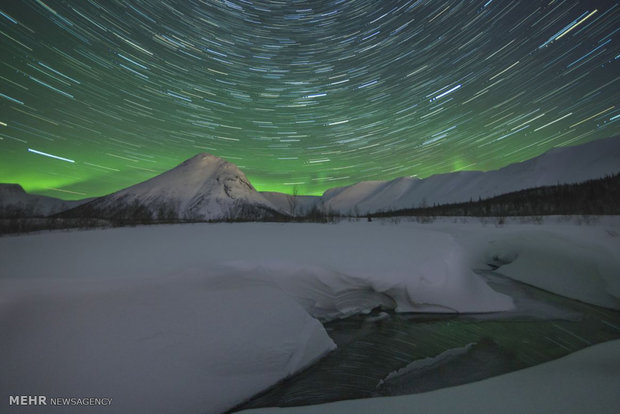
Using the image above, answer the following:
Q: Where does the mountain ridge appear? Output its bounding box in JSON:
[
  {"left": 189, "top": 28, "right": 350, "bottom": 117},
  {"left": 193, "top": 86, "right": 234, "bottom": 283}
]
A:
[
  {"left": 2, "top": 136, "right": 620, "bottom": 219},
  {"left": 314, "top": 136, "right": 620, "bottom": 215},
  {"left": 0, "top": 183, "right": 89, "bottom": 218}
]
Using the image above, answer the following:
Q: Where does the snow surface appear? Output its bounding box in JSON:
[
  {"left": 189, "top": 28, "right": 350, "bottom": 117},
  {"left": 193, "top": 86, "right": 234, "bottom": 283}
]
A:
[
  {"left": 0, "top": 270, "right": 335, "bottom": 414},
  {"left": 483, "top": 231, "right": 620, "bottom": 309},
  {"left": 437, "top": 219, "right": 620, "bottom": 310},
  {"left": 0, "top": 223, "right": 514, "bottom": 315},
  {"left": 2, "top": 218, "right": 619, "bottom": 412},
  {"left": 240, "top": 339, "right": 620, "bottom": 414}
]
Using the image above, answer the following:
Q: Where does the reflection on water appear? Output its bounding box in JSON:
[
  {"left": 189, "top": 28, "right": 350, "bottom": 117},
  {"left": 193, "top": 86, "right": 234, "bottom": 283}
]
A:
[{"left": 232, "top": 271, "right": 620, "bottom": 411}]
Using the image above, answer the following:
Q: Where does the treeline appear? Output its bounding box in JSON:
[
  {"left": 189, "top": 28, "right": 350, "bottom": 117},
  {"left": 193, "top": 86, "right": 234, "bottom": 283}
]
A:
[
  {"left": 58, "top": 200, "right": 182, "bottom": 224},
  {"left": 3, "top": 174, "right": 618, "bottom": 235},
  {"left": 0, "top": 218, "right": 114, "bottom": 235},
  {"left": 0, "top": 205, "right": 39, "bottom": 219},
  {"left": 1, "top": 203, "right": 342, "bottom": 235},
  {"left": 56, "top": 199, "right": 289, "bottom": 223},
  {"left": 373, "top": 173, "right": 620, "bottom": 218}
]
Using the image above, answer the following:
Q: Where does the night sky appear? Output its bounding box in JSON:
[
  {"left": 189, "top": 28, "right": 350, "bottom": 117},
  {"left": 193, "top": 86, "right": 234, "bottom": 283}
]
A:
[{"left": 0, "top": 0, "right": 618, "bottom": 199}]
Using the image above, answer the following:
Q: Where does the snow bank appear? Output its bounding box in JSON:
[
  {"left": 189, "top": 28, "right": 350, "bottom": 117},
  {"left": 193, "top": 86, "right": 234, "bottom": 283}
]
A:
[
  {"left": 0, "top": 271, "right": 335, "bottom": 414},
  {"left": 224, "top": 261, "right": 398, "bottom": 320},
  {"left": 482, "top": 228, "right": 620, "bottom": 309},
  {"left": 2, "top": 220, "right": 618, "bottom": 412},
  {"left": 0, "top": 222, "right": 514, "bottom": 315},
  {"left": 224, "top": 243, "right": 514, "bottom": 318},
  {"left": 404, "top": 217, "right": 620, "bottom": 310},
  {"left": 216, "top": 224, "right": 514, "bottom": 314},
  {"left": 0, "top": 222, "right": 516, "bottom": 413},
  {"left": 240, "top": 339, "right": 620, "bottom": 414}
]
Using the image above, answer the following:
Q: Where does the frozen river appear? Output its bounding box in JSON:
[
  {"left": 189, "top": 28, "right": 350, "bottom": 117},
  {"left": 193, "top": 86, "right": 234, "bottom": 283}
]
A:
[
  {"left": 234, "top": 270, "right": 620, "bottom": 411},
  {"left": 2, "top": 221, "right": 618, "bottom": 413}
]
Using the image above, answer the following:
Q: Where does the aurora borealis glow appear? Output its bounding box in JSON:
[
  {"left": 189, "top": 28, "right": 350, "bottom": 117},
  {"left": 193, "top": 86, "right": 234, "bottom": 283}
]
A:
[{"left": 1, "top": 0, "right": 619, "bottom": 199}]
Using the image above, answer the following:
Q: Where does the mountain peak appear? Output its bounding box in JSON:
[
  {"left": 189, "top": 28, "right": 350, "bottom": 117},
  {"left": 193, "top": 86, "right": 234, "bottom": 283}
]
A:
[
  {"left": 66, "top": 153, "right": 285, "bottom": 221},
  {"left": 179, "top": 153, "right": 224, "bottom": 168}
]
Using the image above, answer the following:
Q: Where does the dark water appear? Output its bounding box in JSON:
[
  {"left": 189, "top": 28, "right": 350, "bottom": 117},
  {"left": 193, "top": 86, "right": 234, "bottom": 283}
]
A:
[{"left": 231, "top": 270, "right": 620, "bottom": 411}]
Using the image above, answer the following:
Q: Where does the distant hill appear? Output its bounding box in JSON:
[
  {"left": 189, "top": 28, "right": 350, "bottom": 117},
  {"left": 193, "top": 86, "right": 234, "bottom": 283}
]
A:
[
  {"left": 373, "top": 173, "right": 620, "bottom": 218},
  {"left": 3, "top": 136, "right": 620, "bottom": 222},
  {"left": 0, "top": 184, "right": 89, "bottom": 218},
  {"left": 317, "top": 136, "right": 620, "bottom": 215}
]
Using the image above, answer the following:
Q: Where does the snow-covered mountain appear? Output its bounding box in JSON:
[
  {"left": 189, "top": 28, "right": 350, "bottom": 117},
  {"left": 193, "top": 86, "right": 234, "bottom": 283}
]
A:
[
  {"left": 317, "top": 136, "right": 620, "bottom": 215},
  {"left": 0, "top": 184, "right": 88, "bottom": 217},
  {"left": 64, "top": 153, "right": 286, "bottom": 221},
  {"left": 4, "top": 136, "right": 619, "bottom": 220}
]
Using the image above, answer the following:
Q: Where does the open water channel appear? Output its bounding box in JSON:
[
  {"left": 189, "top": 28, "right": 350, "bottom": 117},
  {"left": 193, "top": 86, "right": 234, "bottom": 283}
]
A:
[{"left": 232, "top": 269, "right": 620, "bottom": 411}]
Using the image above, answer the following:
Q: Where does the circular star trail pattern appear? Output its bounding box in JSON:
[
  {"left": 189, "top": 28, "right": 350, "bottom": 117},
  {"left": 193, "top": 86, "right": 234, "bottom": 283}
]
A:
[{"left": 0, "top": 0, "right": 619, "bottom": 199}]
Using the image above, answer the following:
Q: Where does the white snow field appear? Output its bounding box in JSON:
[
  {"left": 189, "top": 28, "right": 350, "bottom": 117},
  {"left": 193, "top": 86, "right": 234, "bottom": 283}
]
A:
[
  {"left": 0, "top": 270, "right": 335, "bottom": 414},
  {"left": 240, "top": 339, "right": 620, "bottom": 414},
  {"left": 1, "top": 218, "right": 619, "bottom": 413}
]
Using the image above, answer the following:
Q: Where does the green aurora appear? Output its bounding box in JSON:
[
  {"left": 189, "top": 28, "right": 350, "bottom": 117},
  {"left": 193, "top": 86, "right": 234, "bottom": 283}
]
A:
[{"left": 1, "top": 0, "right": 618, "bottom": 200}]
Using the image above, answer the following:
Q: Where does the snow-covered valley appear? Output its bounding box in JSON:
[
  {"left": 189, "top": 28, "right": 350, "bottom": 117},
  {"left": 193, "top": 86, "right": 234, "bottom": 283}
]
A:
[{"left": 1, "top": 218, "right": 619, "bottom": 413}]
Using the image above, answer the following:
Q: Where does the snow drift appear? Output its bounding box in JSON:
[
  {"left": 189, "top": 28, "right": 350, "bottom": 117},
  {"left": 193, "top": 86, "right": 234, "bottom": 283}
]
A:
[
  {"left": 0, "top": 222, "right": 515, "bottom": 315},
  {"left": 0, "top": 271, "right": 335, "bottom": 414},
  {"left": 2, "top": 219, "right": 619, "bottom": 412},
  {"left": 223, "top": 225, "right": 514, "bottom": 317},
  {"left": 483, "top": 229, "right": 620, "bottom": 309},
  {"left": 0, "top": 222, "right": 516, "bottom": 413}
]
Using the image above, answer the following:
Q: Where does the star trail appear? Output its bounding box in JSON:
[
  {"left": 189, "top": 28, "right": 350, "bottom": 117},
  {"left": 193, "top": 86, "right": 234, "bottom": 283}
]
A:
[{"left": 0, "top": 0, "right": 618, "bottom": 199}]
